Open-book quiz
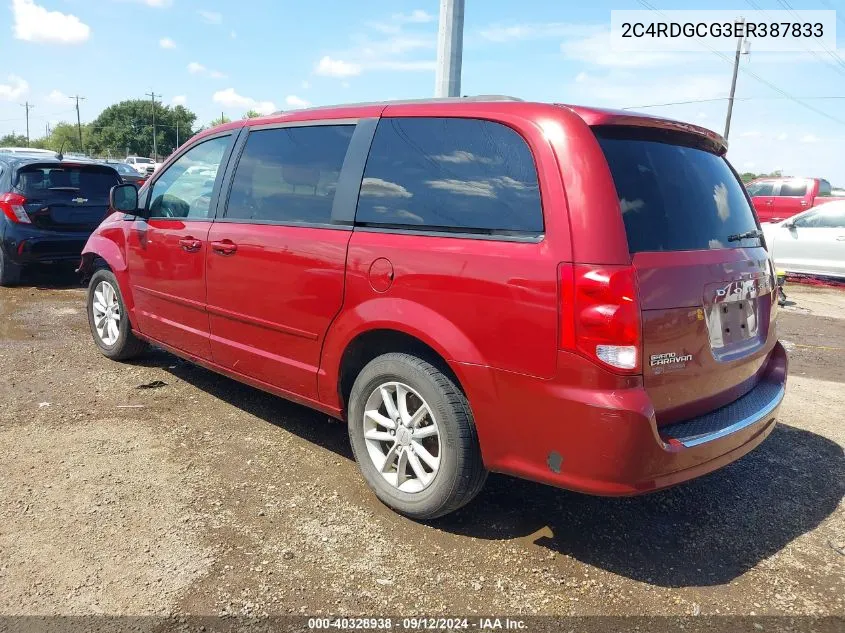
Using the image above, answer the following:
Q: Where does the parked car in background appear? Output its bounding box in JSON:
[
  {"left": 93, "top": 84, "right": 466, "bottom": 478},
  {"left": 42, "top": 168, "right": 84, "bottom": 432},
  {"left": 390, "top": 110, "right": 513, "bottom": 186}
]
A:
[
  {"left": 80, "top": 98, "right": 786, "bottom": 520},
  {"left": 105, "top": 161, "right": 147, "bottom": 187},
  {"left": 0, "top": 155, "right": 120, "bottom": 285},
  {"left": 747, "top": 177, "right": 844, "bottom": 223},
  {"left": 125, "top": 156, "right": 155, "bottom": 176},
  {"left": 0, "top": 147, "right": 57, "bottom": 158},
  {"left": 763, "top": 200, "right": 845, "bottom": 279}
]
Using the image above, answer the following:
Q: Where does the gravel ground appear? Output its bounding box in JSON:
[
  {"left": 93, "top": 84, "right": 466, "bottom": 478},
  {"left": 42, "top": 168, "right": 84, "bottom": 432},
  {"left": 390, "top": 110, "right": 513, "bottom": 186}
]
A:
[{"left": 0, "top": 269, "right": 842, "bottom": 627}]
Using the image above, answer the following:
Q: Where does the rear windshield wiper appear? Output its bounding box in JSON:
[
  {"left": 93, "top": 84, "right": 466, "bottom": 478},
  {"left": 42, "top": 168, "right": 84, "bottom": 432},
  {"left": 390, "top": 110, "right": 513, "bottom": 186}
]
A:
[
  {"left": 48, "top": 186, "right": 81, "bottom": 192},
  {"left": 728, "top": 229, "right": 764, "bottom": 242}
]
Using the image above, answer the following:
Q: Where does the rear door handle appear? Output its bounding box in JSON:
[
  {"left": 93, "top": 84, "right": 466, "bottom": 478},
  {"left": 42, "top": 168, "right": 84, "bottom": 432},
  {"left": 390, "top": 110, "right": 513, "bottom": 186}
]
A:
[
  {"left": 178, "top": 237, "right": 202, "bottom": 252},
  {"left": 211, "top": 239, "right": 238, "bottom": 255}
]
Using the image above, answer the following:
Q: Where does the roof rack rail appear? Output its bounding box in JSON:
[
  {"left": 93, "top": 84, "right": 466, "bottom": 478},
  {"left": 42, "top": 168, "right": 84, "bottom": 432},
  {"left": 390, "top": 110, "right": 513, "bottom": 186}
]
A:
[{"left": 270, "top": 94, "right": 523, "bottom": 116}]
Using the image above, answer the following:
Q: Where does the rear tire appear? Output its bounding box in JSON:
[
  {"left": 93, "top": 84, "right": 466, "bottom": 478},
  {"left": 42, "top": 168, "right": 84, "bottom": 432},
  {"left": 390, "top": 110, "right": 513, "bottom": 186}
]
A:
[
  {"left": 348, "top": 353, "right": 487, "bottom": 520},
  {"left": 86, "top": 269, "right": 147, "bottom": 360},
  {"left": 0, "top": 249, "right": 22, "bottom": 286}
]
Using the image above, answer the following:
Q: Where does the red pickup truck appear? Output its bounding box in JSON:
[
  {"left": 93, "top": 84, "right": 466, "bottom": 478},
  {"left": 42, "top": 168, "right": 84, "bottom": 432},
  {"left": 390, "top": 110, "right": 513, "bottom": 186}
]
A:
[{"left": 747, "top": 177, "right": 844, "bottom": 223}]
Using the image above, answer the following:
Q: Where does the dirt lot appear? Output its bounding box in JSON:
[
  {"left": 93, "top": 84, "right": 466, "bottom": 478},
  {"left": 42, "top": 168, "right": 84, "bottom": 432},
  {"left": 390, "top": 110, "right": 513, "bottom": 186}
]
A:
[{"left": 0, "top": 269, "right": 842, "bottom": 625}]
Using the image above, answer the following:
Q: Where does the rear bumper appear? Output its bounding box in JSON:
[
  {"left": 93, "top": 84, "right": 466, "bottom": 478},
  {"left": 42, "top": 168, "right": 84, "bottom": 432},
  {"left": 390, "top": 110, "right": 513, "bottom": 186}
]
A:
[
  {"left": 462, "top": 341, "right": 787, "bottom": 496},
  {"left": 1, "top": 221, "right": 93, "bottom": 264}
]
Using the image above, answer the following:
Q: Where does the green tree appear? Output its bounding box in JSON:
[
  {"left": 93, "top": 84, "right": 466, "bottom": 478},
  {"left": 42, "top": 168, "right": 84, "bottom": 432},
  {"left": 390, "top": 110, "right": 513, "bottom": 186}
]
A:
[
  {"left": 88, "top": 99, "right": 197, "bottom": 160},
  {"left": 0, "top": 132, "right": 29, "bottom": 146},
  {"left": 208, "top": 114, "right": 232, "bottom": 127},
  {"left": 42, "top": 122, "right": 92, "bottom": 153},
  {"left": 243, "top": 109, "right": 262, "bottom": 119}
]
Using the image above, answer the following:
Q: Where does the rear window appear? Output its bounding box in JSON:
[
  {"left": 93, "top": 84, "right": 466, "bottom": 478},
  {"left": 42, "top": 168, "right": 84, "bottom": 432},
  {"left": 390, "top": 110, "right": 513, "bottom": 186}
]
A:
[
  {"left": 595, "top": 128, "right": 757, "bottom": 253},
  {"left": 356, "top": 117, "right": 543, "bottom": 235},
  {"left": 779, "top": 181, "right": 808, "bottom": 197},
  {"left": 14, "top": 165, "right": 120, "bottom": 203}
]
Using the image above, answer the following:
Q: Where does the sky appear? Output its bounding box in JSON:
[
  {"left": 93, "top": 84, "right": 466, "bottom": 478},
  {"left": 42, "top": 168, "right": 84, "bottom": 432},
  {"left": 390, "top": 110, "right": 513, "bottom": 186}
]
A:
[{"left": 0, "top": 0, "right": 844, "bottom": 184}]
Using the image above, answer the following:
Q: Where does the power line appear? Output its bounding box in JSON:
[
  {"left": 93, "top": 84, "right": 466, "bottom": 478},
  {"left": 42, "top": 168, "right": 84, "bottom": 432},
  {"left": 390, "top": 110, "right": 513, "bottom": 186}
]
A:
[
  {"left": 622, "top": 95, "right": 845, "bottom": 109},
  {"left": 773, "top": 0, "right": 845, "bottom": 75},
  {"left": 635, "top": 0, "right": 845, "bottom": 128}
]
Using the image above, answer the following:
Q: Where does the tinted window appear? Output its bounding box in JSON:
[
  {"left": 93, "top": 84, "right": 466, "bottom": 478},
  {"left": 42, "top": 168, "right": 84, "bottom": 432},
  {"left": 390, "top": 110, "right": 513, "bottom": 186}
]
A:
[
  {"left": 225, "top": 125, "right": 354, "bottom": 224},
  {"left": 596, "top": 129, "right": 758, "bottom": 253},
  {"left": 794, "top": 204, "right": 845, "bottom": 228},
  {"left": 15, "top": 165, "right": 120, "bottom": 204},
  {"left": 746, "top": 181, "right": 774, "bottom": 196},
  {"left": 779, "top": 182, "right": 807, "bottom": 197},
  {"left": 148, "top": 136, "right": 229, "bottom": 219},
  {"left": 819, "top": 180, "right": 832, "bottom": 196},
  {"left": 356, "top": 117, "right": 542, "bottom": 234}
]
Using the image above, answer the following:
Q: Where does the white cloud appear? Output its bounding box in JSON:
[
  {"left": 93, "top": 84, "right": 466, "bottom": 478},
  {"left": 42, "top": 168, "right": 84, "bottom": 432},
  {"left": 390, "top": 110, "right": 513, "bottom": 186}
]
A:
[
  {"left": 480, "top": 22, "right": 586, "bottom": 43},
  {"left": 575, "top": 71, "right": 588, "bottom": 83},
  {"left": 743, "top": 162, "right": 756, "bottom": 169},
  {"left": 800, "top": 134, "right": 820, "bottom": 144},
  {"left": 12, "top": 0, "right": 90, "bottom": 44},
  {"left": 571, "top": 72, "right": 726, "bottom": 109},
  {"left": 188, "top": 62, "right": 226, "bottom": 78},
  {"left": 198, "top": 10, "right": 222, "bottom": 24},
  {"left": 740, "top": 130, "right": 762, "bottom": 138},
  {"left": 776, "top": 133, "right": 788, "bottom": 141},
  {"left": 285, "top": 95, "right": 311, "bottom": 108},
  {"left": 562, "top": 29, "right": 689, "bottom": 68},
  {"left": 213, "top": 88, "right": 276, "bottom": 115},
  {"left": 159, "top": 37, "right": 176, "bottom": 49},
  {"left": 47, "top": 89, "right": 67, "bottom": 104},
  {"left": 171, "top": 95, "right": 187, "bottom": 106},
  {"left": 315, "top": 56, "right": 362, "bottom": 77},
  {"left": 125, "top": 0, "right": 172, "bottom": 6},
  {"left": 0, "top": 75, "right": 29, "bottom": 101},
  {"left": 393, "top": 9, "right": 434, "bottom": 24}
]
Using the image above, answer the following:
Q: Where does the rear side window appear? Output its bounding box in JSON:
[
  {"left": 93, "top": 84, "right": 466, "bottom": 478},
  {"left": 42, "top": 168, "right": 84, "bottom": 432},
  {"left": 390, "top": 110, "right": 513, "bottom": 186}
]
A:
[
  {"left": 779, "top": 181, "right": 808, "bottom": 197},
  {"left": 819, "top": 180, "right": 832, "bottom": 196},
  {"left": 15, "top": 165, "right": 120, "bottom": 203},
  {"left": 225, "top": 125, "right": 354, "bottom": 225},
  {"left": 595, "top": 128, "right": 758, "bottom": 253},
  {"left": 356, "top": 117, "right": 543, "bottom": 235}
]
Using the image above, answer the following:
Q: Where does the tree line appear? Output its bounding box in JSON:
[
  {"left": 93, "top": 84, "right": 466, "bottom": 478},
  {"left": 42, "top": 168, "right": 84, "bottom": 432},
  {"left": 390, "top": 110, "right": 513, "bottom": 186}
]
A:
[{"left": 0, "top": 100, "right": 265, "bottom": 159}]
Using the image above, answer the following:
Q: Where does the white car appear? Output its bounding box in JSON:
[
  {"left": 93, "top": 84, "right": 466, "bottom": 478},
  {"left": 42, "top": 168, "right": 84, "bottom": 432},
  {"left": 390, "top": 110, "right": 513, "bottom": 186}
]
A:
[
  {"left": 125, "top": 156, "right": 156, "bottom": 176},
  {"left": 764, "top": 200, "right": 845, "bottom": 279}
]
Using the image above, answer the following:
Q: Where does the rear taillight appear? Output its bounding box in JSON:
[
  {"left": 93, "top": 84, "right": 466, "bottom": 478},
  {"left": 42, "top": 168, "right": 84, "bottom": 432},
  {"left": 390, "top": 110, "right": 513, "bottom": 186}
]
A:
[
  {"left": 559, "top": 264, "right": 642, "bottom": 373},
  {"left": 0, "top": 193, "right": 31, "bottom": 224}
]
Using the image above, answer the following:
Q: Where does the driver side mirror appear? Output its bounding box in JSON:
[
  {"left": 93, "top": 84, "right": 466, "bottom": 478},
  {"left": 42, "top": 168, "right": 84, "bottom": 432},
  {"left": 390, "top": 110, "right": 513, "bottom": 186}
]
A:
[
  {"left": 110, "top": 183, "right": 144, "bottom": 217},
  {"left": 782, "top": 219, "right": 796, "bottom": 229}
]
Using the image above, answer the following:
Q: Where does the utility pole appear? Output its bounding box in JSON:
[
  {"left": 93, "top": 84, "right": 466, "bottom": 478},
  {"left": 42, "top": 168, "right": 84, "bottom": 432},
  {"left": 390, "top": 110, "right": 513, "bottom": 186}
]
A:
[
  {"left": 146, "top": 91, "right": 161, "bottom": 161},
  {"left": 434, "top": 0, "right": 465, "bottom": 97},
  {"left": 724, "top": 18, "right": 746, "bottom": 141},
  {"left": 20, "top": 101, "right": 34, "bottom": 146},
  {"left": 70, "top": 95, "right": 86, "bottom": 151},
  {"left": 176, "top": 120, "right": 179, "bottom": 148}
]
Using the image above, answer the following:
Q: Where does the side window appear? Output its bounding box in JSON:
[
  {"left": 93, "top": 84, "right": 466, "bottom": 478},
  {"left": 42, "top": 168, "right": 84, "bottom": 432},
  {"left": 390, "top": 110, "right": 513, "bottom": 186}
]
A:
[
  {"left": 778, "top": 181, "right": 808, "bottom": 197},
  {"left": 746, "top": 181, "right": 774, "bottom": 196},
  {"left": 819, "top": 180, "right": 832, "bottom": 197},
  {"left": 148, "top": 135, "right": 230, "bottom": 219},
  {"left": 224, "top": 125, "right": 354, "bottom": 225},
  {"left": 795, "top": 206, "right": 845, "bottom": 229},
  {"left": 356, "top": 117, "right": 543, "bottom": 235}
]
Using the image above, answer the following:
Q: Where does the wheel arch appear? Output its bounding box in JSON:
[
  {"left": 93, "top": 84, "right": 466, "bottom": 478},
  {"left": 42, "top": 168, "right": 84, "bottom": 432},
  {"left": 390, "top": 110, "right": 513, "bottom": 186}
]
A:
[{"left": 81, "top": 235, "right": 138, "bottom": 329}]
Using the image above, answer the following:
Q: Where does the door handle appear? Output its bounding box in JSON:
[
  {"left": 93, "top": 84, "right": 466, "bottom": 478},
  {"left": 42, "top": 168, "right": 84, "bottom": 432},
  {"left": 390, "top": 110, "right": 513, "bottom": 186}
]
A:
[
  {"left": 800, "top": 200, "right": 809, "bottom": 207},
  {"left": 765, "top": 201, "right": 773, "bottom": 206},
  {"left": 178, "top": 237, "right": 202, "bottom": 252},
  {"left": 211, "top": 239, "right": 238, "bottom": 255}
]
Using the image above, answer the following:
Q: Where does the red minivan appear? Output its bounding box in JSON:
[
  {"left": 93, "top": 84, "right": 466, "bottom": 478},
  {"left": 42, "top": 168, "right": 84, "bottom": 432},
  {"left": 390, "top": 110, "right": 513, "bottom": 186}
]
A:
[{"left": 79, "top": 97, "right": 787, "bottom": 520}]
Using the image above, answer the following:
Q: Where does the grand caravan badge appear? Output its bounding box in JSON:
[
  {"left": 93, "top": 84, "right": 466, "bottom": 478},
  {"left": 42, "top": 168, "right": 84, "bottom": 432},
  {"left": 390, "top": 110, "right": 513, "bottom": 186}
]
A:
[{"left": 650, "top": 352, "right": 693, "bottom": 368}]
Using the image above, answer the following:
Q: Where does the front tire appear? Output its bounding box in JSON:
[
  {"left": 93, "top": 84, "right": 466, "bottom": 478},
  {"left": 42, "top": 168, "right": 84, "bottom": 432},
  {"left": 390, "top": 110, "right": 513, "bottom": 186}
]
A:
[
  {"left": 87, "top": 269, "right": 147, "bottom": 360},
  {"left": 348, "top": 353, "right": 487, "bottom": 520}
]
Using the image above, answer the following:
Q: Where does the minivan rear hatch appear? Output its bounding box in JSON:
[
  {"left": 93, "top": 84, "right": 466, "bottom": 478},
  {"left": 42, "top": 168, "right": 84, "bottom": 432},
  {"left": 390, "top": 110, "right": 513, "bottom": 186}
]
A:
[
  {"left": 595, "top": 125, "right": 777, "bottom": 425},
  {"left": 14, "top": 163, "right": 120, "bottom": 232}
]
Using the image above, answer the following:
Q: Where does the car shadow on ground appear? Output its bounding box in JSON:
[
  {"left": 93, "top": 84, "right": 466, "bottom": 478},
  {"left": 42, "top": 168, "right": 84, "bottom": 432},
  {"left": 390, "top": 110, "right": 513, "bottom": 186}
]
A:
[
  {"left": 17, "top": 264, "right": 83, "bottom": 290},
  {"left": 144, "top": 349, "right": 844, "bottom": 589}
]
